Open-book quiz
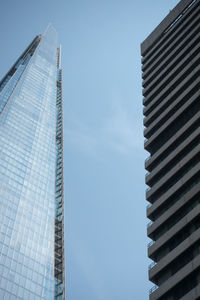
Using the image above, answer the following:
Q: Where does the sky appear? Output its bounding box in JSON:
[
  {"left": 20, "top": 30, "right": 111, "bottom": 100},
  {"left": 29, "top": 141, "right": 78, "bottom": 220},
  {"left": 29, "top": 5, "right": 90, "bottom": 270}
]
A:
[{"left": 0, "top": 0, "right": 180, "bottom": 299}]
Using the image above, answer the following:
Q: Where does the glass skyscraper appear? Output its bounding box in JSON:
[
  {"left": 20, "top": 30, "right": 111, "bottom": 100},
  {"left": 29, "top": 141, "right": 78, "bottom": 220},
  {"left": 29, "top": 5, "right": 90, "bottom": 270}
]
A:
[{"left": 0, "top": 25, "right": 65, "bottom": 299}]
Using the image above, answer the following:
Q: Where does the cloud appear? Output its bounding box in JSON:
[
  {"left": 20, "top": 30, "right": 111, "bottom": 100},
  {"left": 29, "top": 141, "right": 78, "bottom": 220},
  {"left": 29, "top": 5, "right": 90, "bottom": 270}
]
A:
[
  {"left": 65, "top": 97, "right": 142, "bottom": 157},
  {"left": 69, "top": 234, "right": 109, "bottom": 300},
  {"left": 104, "top": 99, "right": 142, "bottom": 155},
  {"left": 65, "top": 114, "right": 99, "bottom": 156}
]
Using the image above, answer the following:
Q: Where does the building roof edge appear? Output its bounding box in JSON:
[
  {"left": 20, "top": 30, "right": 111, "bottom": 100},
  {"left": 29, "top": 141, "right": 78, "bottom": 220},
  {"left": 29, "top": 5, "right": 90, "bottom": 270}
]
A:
[{"left": 141, "top": 0, "right": 198, "bottom": 56}]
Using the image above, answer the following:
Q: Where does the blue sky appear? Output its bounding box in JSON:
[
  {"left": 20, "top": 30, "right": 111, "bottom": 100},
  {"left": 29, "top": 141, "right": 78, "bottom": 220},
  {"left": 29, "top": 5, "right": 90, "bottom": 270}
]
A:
[{"left": 0, "top": 0, "right": 180, "bottom": 299}]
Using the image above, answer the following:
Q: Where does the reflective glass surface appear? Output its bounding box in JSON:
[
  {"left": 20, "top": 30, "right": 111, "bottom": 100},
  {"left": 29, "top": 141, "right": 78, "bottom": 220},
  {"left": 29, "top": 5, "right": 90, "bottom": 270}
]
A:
[{"left": 0, "top": 26, "right": 58, "bottom": 299}]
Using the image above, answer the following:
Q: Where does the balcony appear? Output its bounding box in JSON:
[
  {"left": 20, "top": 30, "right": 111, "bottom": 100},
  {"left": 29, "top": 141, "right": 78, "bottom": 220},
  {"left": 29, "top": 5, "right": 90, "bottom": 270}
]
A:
[
  {"left": 148, "top": 240, "right": 155, "bottom": 248},
  {"left": 149, "top": 285, "right": 158, "bottom": 295},
  {"left": 147, "top": 220, "right": 153, "bottom": 228},
  {"left": 148, "top": 261, "right": 156, "bottom": 270},
  {"left": 147, "top": 203, "right": 152, "bottom": 209}
]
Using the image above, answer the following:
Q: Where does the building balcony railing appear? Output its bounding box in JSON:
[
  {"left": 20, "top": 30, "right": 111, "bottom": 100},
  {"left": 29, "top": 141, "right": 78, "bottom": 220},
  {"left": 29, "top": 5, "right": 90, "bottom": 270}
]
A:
[
  {"left": 147, "top": 203, "right": 152, "bottom": 209},
  {"left": 145, "top": 155, "right": 151, "bottom": 163},
  {"left": 146, "top": 186, "right": 151, "bottom": 193},
  {"left": 148, "top": 240, "right": 155, "bottom": 248},
  {"left": 147, "top": 220, "right": 153, "bottom": 228},
  {"left": 148, "top": 261, "right": 156, "bottom": 270},
  {"left": 149, "top": 285, "right": 158, "bottom": 295}
]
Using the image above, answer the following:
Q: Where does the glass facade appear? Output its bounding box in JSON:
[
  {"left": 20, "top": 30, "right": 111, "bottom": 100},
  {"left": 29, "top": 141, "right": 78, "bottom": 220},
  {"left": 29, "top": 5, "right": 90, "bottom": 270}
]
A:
[{"left": 0, "top": 25, "right": 65, "bottom": 299}]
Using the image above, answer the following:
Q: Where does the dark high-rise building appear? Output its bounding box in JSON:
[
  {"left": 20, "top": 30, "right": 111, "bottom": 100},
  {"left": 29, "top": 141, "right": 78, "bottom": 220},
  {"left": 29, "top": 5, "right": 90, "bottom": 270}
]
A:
[
  {"left": 0, "top": 25, "right": 65, "bottom": 299},
  {"left": 141, "top": 0, "right": 200, "bottom": 299}
]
